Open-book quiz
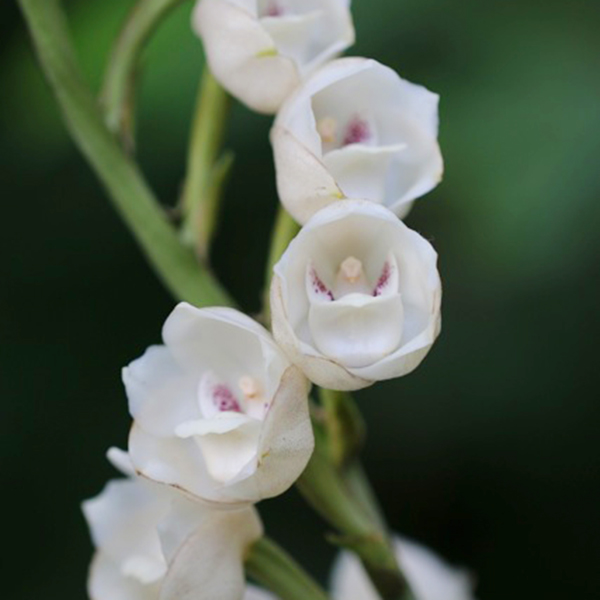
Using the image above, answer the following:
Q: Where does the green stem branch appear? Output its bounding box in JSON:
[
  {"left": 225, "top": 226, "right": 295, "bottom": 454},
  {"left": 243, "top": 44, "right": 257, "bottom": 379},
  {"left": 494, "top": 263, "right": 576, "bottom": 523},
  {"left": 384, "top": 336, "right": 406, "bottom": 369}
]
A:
[
  {"left": 297, "top": 416, "right": 416, "bottom": 600},
  {"left": 101, "top": 0, "right": 188, "bottom": 148},
  {"left": 262, "top": 206, "right": 300, "bottom": 322},
  {"left": 18, "top": 0, "right": 232, "bottom": 308},
  {"left": 246, "top": 537, "right": 329, "bottom": 600},
  {"left": 181, "top": 69, "right": 232, "bottom": 258}
]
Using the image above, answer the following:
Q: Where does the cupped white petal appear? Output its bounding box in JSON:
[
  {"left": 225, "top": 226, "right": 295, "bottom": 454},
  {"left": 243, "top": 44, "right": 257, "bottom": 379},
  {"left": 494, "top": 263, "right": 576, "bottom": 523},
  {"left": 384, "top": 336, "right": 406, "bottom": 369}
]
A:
[
  {"left": 88, "top": 552, "right": 160, "bottom": 600},
  {"left": 129, "top": 424, "right": 226, "bottom": 506},
  {"left": 273, "top": 57, "right": 443, "bottom": 222},
  {"left": 244, "top": 584, "right": 278, "bottom": 600},
  {"left": 159, "top": 504, "right": 262, "bottom": 600},
  {"left": 82, "top": 478, "right": 169, "bottom": 581},
  {"left": 330, "top": 536, "right": 477, "bottom": 600},
  {"left": 179, "top": 415, "right": 263, "bottom": 484},
  {"left": 270, "top": 125, "right": 344, "bottom": 224},
  {"left": 217, "top": 365, "right": 315, "bottom": 499},
  {"left": 271, "top": 275, "right": 372, "bottom": 390},
  {"left": 162, "top": 304, "right": 281, "bottom": 388},
  {"left": 309, "top": 293, "right": 404, "bottom": 369},
  {"left": 106, "top": 447, "right": 136, "bottom": 477},
  {"left": 193, "top": 0, "right": 299, "bottom": 114},
  {"left": 123, "top": 346, "right": 198, "bottom": 437},
  {"left": 322, "top": 144, "right": 407, "bottom": 205},
  {"left": 271, "top": 200, "right": 441, "bottom": 388}
]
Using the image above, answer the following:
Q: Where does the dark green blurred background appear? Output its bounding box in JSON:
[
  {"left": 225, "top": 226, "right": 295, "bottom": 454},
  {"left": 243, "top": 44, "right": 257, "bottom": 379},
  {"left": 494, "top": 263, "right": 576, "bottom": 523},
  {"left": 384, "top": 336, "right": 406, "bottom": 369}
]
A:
[{"left": 2, "top": 0, "right": 599, "bottom": 598}]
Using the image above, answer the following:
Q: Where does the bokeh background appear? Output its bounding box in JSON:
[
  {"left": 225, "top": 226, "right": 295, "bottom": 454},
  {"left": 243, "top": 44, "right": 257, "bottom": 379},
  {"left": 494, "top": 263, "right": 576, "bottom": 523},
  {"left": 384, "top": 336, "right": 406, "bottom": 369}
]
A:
[{"left": 1, "top": 0, "right": 599, "bottom": 598}]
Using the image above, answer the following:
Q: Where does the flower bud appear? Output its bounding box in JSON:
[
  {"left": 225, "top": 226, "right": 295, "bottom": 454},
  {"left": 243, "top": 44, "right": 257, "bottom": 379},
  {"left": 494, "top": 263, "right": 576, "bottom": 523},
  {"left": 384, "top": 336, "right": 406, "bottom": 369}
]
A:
[
  {"left": 193, "top": 0, "right": 355, "bottom": 114},
  {"left": 82, "top": 449, "right": 263, "bottom": 600},
  {"left": 270, "top": 201, "right": 441, "bottom": 390},
  {"left": 124, "top": 303, "right": 314, "bottom": 505},
  {"left": 271, "top": 57, "right": 443, "bottom": 223},
  {"left": 331, "top": 535, "right": 477, "bottom": 600}
]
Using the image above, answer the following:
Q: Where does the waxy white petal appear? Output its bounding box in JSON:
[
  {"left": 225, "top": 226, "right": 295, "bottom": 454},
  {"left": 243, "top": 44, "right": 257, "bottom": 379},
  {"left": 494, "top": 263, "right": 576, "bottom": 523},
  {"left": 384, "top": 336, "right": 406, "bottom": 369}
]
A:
[
  {"left": 193, "top": 0, "right": 354, "bottom": 114},
  {"left": 272, "top": 57, "right": 443, "bottom": 222},
  {"left": 126, "top": 304, "right": 313, "bottom": 504},
  {"left": 159, "top": 502, "right": 262, "bottom": 600},
  {"left": 309, "top": 293, "right": 404, "bottom": 369},
  {"left": 331, "top": 536, "right": 477, "bottom": 600},
  {"left": 271, "top": 201, "right": 441, "bottom": 389}
]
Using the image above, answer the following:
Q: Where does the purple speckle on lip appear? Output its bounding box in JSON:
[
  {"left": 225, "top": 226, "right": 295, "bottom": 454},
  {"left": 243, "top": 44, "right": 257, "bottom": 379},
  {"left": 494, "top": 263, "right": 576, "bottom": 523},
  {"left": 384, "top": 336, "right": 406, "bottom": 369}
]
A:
[
  {"left": 373, "top": 260, "right": 393, "bottom": 297},
  {"left": 264, "top": 2, "right": 283, "bottom": 16},
  {"left": 343, "top": 116, "right": 371, "bottom": 146},
  {"left": 310, "top": 267, "right": 334, "bottom": 301},
  {"left": 213, "top": 385, "right": 242, "bottom": 412}
]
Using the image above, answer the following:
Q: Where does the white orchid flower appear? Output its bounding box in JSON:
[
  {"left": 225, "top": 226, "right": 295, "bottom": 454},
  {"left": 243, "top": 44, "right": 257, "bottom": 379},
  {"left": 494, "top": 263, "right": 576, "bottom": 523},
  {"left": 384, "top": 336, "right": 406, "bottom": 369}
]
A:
[
  {"left": 193, "top": 0, "right": 355, "bottom": 114},
  {"left": 124, "top": 303, "right": 314, "bottom": 506},
  {"left": 331, "top": 536, "right": 477, "bottom": 600},
  {"left": 82, "top": 448, "right": 263, "bottom": 600},
  {"left": 271, "top": 57, "right": 443, "bottom": 223},
  {"left": 270, "top": 201, "right": 441, "bottom": 390}
]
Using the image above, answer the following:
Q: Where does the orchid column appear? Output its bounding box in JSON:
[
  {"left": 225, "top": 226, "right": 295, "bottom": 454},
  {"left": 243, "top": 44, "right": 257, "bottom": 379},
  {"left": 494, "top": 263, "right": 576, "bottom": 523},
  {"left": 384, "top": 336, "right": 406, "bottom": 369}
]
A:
[{"left": 17, "top": 0, "right": 480, "bottom": 599}]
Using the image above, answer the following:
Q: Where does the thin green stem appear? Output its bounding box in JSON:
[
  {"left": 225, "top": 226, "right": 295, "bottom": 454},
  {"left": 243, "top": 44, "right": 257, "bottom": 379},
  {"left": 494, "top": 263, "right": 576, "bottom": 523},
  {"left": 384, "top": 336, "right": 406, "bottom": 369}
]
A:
[
  {"left": 246, "top": 537, "right": 329, "bottom": 600},
  {"left": 180, "top": 69, "right": 232, "bottom": 258},
  {"left": 262, "top": 206, "right": 300, "bottom": 322},
  {"left": 18, "top": 0, "right": 233, "bottom": 308},
  {"left": 101, "top": 0, "right": 188, "bottom": 148},
  {"left": 297, "top": 417, "right": 416, "bottom": 600}
]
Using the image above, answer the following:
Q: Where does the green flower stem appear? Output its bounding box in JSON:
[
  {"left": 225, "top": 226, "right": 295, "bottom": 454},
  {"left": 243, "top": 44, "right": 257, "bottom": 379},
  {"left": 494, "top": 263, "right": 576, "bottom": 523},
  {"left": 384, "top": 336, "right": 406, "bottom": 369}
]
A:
[
  {"left": 180, "top": 68, "right": 232, "bottom": 258},
  {"left": 101, "top": 0, "right": 188, "bottom": 148},
  {"left": 262, "top": 206, "right": 300, "bottom": 321},
  {"left": 18, "top": 0, "right": 233, "bottom": 308},
  {"left": 246, "top": 537, "right": 330, "bottom": 600},
  {"left": 297, "top": 417, "right": 416, "bottom": 600}
]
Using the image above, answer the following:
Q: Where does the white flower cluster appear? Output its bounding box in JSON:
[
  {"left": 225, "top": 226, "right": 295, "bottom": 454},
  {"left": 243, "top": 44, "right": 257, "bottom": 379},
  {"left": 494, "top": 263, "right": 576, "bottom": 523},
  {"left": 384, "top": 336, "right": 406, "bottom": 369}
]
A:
[{"left": 83, "top": 1, "right": 453, "bottom": 598}]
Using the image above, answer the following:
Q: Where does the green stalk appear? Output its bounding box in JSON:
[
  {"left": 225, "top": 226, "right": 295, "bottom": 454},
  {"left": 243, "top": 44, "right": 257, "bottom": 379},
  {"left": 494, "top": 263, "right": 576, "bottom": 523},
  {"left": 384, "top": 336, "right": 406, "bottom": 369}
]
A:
[
  {"left": 101, "top": 0, "right": 188, "bottom": 148},
  {"left": 18, "top": 0, "right": 233, "bottom": 308},
  {"left": 180, "top": 69, "right": 232, "bottom": 258},
  {"left": 246, "top": 537, "right": 330, "bottom": 600},
  {"left": 262, "top": 206, "right": 300, "bottom": 322},
  {"left": 297, "top": 417, "right": 416, "bottom": 600}
]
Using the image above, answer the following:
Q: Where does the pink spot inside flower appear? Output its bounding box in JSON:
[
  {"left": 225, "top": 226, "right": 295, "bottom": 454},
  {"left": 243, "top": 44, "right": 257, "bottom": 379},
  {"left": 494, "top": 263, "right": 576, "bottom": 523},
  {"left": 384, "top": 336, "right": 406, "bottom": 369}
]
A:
[
  {"left": 343, "top": 116, "right": 370, "bottom": 146},
  {"left": 213, "top": 385, "right": 242, "bottom": 412},
  {"left": 310, "top": 267, "right": 334, "bottom": 300},
  {"left": 264, "top": 2, "right": 283, "bottom": 16},
  {"left": 373, "top": 260, "right": 393, "bottom": 297}
]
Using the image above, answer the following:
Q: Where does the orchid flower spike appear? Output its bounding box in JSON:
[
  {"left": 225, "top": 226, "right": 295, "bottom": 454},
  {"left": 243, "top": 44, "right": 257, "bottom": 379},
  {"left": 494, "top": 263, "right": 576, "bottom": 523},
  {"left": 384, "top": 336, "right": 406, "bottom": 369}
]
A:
[
  {"left": 82, "top": 448, "right": 263, "bottom": 600},
  {"left": 271, "top": 57, "right": 443, "bottom": 223},
  {"left": 193, "top": 0, "right": 355, "bottom": 114},
  {"left": 331, "top": 536, "right": 478, "bottom": 600},
  {"left": 270, "top": 201, "right": 442, "bottom": 390},
  {"left": 124, "top": 303, "right": 314, "bottom": 506}
]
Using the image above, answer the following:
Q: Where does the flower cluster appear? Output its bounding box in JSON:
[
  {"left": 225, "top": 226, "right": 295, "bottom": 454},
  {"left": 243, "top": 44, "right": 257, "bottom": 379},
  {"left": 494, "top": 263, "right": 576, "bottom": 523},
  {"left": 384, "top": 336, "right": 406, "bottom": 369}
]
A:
[{"left": 82, "top": 1, "right": 461, "bottom": 598}]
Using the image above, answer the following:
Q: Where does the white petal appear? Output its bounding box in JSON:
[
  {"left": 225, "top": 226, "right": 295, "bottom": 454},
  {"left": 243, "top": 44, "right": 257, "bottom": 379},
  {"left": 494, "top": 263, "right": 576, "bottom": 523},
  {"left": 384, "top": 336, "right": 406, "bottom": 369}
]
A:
[
  {"left": 88, "top": 552, "right": 160, "bottom": 600},
  {"left": 82, "top": 478, "right": 168, "bottom": 582},
  {"left": 129, "top": 423, "right": 231, "bottom": 505},
  {"left": 159, "top": 506, "right": 262, "bottom": 600},
  {"left": 271, "top": 275, "right": 372, "bottom": 390},
  {"left": 189, "top": 417, "right": 262, "bottom": 484},
  {"left": 271, "top": 200, "right": 441, "bottom": 388},
  {"left": 330, "top": 536, "right": 477, "bottom": 600},
  {"left": 322, "top": 144, "right": 407, "bottom": 205},
  {"left": 272, "top": 57, "right": 443, "bottom": 221},
  {"left": 162, "top": 304, "right": 274, "bottom": 386},
  {"left": 123, "top": 345, "right": 198, "bottom": 437},
  {"left": 193, "top": 0, "right": 299, "bottom": 114},
  {"left": 309, "top": 293, "right": 404, "bottom": 369},
  {"left": 106, "top": 447, "right": 136, "bottom": 477},
  {"left": 270, "top": 124, "right": 344, "bottom": 225},
  {"left": 244, "top": 584, "right": 279, "bottom": 600},
  {"left": 219, "top": 366, "right": 315, "bottom": 499}
]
